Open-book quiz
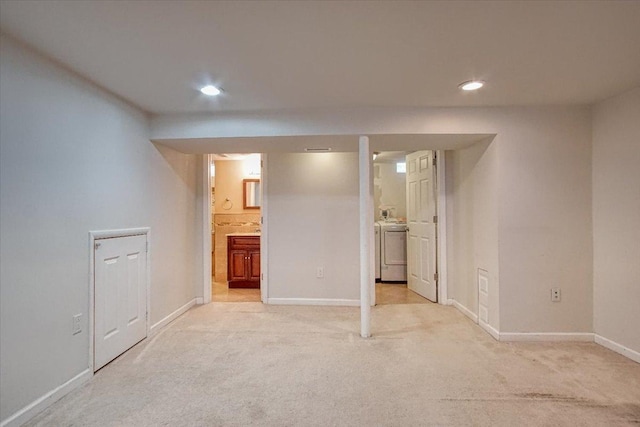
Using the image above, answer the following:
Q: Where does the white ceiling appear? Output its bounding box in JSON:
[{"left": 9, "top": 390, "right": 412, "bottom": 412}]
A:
[{"left": 1, "top": 1, "right": 639, "bottom": 114}]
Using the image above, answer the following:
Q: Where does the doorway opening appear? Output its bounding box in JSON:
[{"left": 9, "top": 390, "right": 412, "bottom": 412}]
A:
[
  {"left": 373, "top": 150, "right": 439, "bottom": 306},
  {"left": 209, "top": 153, "right": 263, "bottom": 303}
]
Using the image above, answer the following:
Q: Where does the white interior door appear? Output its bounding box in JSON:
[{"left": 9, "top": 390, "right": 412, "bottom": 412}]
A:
[
  {"left": 406, "top": 151, "right": 437, "bottom": 302},
  {"left": 94, "top": 234, "right": 147, "bottom": 370}
]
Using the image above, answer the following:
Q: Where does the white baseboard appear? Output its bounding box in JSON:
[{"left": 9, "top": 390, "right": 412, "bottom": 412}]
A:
[
  {"left": 480, "top": 320, "right": 501, "bottom": 341},
  {"left": 267, "top": 298, "right": 360, "bottom": 307},
  {"left": 0, "top": 368, "right": 92, "bottom": 427},
  {"left": 150, "top": 298, "right": 197, "bottom": 336},
  {"left": 499, "top": 332, "right": 594, "bottom": 342},
  {"left": 449, "top": 299, "right": 478, "bottom": 323},
  {"left": 595, "top": 334, "right": 640, "bottom": 364},
  {"left": 195, "top": 297, "right": 204, "bottom": 304}
]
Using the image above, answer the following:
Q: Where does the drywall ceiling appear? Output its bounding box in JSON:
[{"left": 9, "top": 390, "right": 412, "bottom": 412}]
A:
[{"left": 1, "top": 1, "right": 639, "bottom": 114}]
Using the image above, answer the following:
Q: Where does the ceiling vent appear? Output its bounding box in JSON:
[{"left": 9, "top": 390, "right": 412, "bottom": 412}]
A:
[{"left": 304, "top": 148, "right": 332, "bottom": 152}]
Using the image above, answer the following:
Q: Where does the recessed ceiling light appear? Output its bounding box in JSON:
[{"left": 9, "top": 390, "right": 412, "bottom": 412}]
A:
[
  {"left": 200, "top": 85, "right": 221, "bottom": 96},
  {"left": 459, "top": 80, "right": 485, "bottom": 91}
]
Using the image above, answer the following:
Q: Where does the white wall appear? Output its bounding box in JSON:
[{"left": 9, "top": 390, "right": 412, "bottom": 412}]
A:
[
  {"left": 0, "top": 36, "right": 198, "bottom": 422},
  {"left": 153, "top": 105, "right": 593, "bottom": 335},
  {"left": 496, "top": 111, "right": 593, "bottom": 333},
  {"left": 446, "top": 139, "right": 500, "bottom": 330},
  {"left": 592, "top": 87, "right": 640, "bottom": 354},
  {"left": 266, "top": 152, "right": 360, "bottom": 303},
  {"left": 374, "top": 162, "right": 406, "bottom": 221}
]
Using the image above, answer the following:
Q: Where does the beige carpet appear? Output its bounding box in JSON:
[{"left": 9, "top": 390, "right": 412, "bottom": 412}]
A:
[{"left": 27, "top": 302, "right": 640, "bottom": 426}]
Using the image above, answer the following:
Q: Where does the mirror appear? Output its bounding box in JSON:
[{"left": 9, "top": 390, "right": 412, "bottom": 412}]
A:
[{"left": 243, "top": 179, "right": 261, "bottom": 209}]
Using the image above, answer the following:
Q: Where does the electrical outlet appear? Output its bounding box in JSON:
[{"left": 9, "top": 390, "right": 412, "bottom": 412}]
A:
[
  {"left": 316, "top": 267, "right": 324, "bottom": 279},
  {"left": 72, "top": 314, "right": 82, "bottom": 335},
  {"left": 551, "top": 288, "right": 561, "bottom": 302}
]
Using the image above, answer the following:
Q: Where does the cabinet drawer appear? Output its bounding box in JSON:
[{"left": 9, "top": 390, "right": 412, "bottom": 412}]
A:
[{"left": 228, "top": 236, "right": 260, "bottom": 249}]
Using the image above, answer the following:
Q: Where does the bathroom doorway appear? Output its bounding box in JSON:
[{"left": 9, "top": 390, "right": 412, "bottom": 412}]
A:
[{"left": 209, "top": 153, "right": 263, "bottom": 303}]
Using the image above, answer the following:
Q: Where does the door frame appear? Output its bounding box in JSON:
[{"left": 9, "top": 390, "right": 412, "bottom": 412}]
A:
[
  {"left": 435, "top": 150, "right": 448, "bottom": 304},
  {"left": 201, "top": 154, "right": 212, "bottom": 304},
  {"left": 88, "top": 227, "right": 150, "bottom": 373},
  {"left": 260, "top": 153, "right": 269, "bottom": 303}
]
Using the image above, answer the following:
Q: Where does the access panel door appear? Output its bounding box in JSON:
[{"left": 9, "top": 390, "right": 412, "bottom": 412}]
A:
[{"left": 94, "top": 234, "right": 147, "bottom": 371}]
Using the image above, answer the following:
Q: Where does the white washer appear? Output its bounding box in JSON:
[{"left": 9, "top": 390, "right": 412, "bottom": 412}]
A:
[
  {"left": 379, "top": 222, "right": 407, "bottom": 282},
  {"left": 374, "top": 222, "right": 381, "bottom": 281}
]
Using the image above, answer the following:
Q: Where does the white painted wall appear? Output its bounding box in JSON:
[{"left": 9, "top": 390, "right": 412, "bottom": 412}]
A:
[
  {"left": 0, "top": 36, "right": 198, "bottom": 422},
  {"left": 266, "top": 152, "right": 360, "bottom": 303},
  {"left": 373, "top": 163, "right": 406, "bottom": 221},
  {"left": 446, "top": 139, "right": 500, "bottom": 330},
  {"left": 153, "top": 105, "right": 594, "bottom": 335},
  {"left": 592, "top": 87, "right": 640, "bottom": 354},
  {"left": 496, "top": 111, "right": 593, "bottom": 333}
]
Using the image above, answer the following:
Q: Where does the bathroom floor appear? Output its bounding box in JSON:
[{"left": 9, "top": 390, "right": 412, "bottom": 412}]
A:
[{"left": 211, "top": 280, "right": 261, "bottom": 302}]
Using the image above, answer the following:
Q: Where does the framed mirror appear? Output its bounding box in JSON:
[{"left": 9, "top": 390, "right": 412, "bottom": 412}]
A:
[{"left": 243, "top": 179, "right": 261, "bottom": 209}]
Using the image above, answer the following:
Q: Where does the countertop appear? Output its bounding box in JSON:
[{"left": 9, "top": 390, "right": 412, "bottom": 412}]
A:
[{"left": 226, "top": 232, "right": 261, "bottom": 237}]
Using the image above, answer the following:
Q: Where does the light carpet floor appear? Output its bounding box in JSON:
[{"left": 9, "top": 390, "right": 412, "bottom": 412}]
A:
[{"left": 27, "top": 302, "right": 640, "bottom": 426}]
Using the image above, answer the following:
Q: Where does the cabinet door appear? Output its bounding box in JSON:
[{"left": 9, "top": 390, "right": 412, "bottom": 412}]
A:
[
  {"left": 248, "top": 250, "right": 261, "bottom": 281},
  {"left": 228, "top": 250, "right": 247, "bottom": 281}
]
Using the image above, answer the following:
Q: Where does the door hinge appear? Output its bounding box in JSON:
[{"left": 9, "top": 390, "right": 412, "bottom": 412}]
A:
[
  {"left": 433, "top": 215, "right": 438, "bottom": 223},
  {"left": 94, "top": 242, "right": 101, "bottom": 250},
  {"left": 146, "top": 241, "right": 149, "bottom": 252},
  {"left": 434, "top": 272, "right": 439, "bottom": 282},
  {"left": 261, "top": 216, "right": 263, "bottom": 224},
  {"left": 432, "top": 156, "right": 437, "bottom": 166}
]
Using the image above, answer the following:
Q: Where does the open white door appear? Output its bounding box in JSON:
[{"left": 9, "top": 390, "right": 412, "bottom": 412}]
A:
[
  {"left": 94, "top": 234, "right": 147, "bottom": 370},
  {"left": 406, "top": 151, "right": 437, "bottom": 302}
]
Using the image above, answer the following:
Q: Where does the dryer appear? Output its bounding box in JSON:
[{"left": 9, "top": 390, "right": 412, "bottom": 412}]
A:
[{"left": 379, "top": 222, "right": 407, "bottom": 282}]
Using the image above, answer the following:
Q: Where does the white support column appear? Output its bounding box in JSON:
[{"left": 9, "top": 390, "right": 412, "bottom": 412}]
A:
[
  {"left": 359, "top": 136, "right": 373, "bottom": 338},
  {"left": 436, "top": 150, "right": 448, "bottom": 305}
]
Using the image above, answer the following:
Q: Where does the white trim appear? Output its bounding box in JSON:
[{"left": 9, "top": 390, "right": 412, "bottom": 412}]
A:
[
  {"left": 595, "top": 334, "right": 640, "bottom": 364},
  {"left": 260, "top": 153, "right": 269, "bottom": 304},
  {"left": 0, "top": 368, "right": 92, "bottom": 427},
  {"left": 479, "top": 321, "right": 501, "bottom": 341},
  {"left": 195, "top": 297, "right": 204, "bottom": 304},
  {"left": 499, "top": 332, "right": 594, "bottom": 342},
  {"left": 436, "top": 150, "right": 448, "bottom": 305},
  {"left": 359, "top": 136, "right": 372, "bottom": 337},
  {"left": 150, "top": 298, "right": 197, "bottom": 336},
  {"left": 202, "top": 154, "right": 212, "bottom": 304},
  {"left": 450, "top": 299, "right": 478, "bottom": 323},
  {"left": 89, "top": 227, "right": 150, "bottom": 240},
  {"left": 267, "top": 298, "right": 360, "bottom": 307},
  {"left": 448, "top": 298, "right": 500, "bottom": 340},
  {"left": 89, "top": 228, "right": 151, "bottom": 373}
]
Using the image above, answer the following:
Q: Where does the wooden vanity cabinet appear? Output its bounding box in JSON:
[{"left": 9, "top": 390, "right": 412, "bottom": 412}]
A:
[{"left": 227, "top": 235, "right": 260, "bottom": 288}]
